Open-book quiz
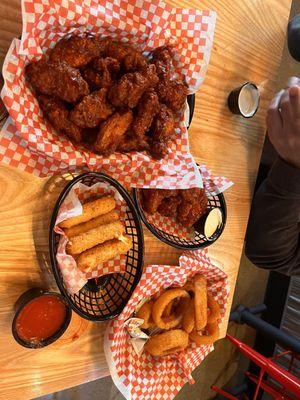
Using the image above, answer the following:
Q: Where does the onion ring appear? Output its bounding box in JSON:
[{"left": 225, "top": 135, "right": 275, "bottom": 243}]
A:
[
  {"left": 144, "top": 329, "right": 189, "bottom": 356},
  {"left": 189, "top": 322, "right": 219, "bottom": 346},
  {"left": 136, "top": 301, "right": 155, "bottom": 329},
  {"left": 162, "top": 299, "right": 174, "bottom": 317},
  {"left": 207, "top": 294, "right": 221, "bottom": 323},
  {"left": 174, "top": 295, "right": 190, "bottom": 315},
  {"left": 194, "top": 275, "right": 207, "bottom": 331},
  {"left": 182, "top": 283, "right": 220, "bottom": 325},
  {"left": 182, "top": 300, "right": 195, "bottom": 333},
  {"left": 182, "top": 281, "right": 195, "bottom": 294},
  {"left": 152, "top": 289, "right": 190, "bottom": 330}
]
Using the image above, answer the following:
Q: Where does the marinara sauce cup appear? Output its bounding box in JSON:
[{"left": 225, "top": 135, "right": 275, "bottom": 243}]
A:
[{"left": 12, "top": 288, "right": 72, "bottom": 348}]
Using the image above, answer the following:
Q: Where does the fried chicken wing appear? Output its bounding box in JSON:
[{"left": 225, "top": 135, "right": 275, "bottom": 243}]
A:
[
  {"left": 49, "top": 35, "right": 106, "bottom": 68},
  {"left": 142, "top": 189, "right": 178, "bottom": 214},
  {"left": 81, "top": 128, "right": 98, "bottom": 147},
  {"left": 132, "top": 90, "right": 159, "bottom": 137},
  {"left": 94, "top": 110, "right": 133, "bottom": 155},
  {"left": 156, "top": 78, "right": 188, "bottom": 112},
  {"left": 54, "top": 62, "right": 90, "bottom": 103},
  {"left": 82, "top": 57, "right": 120, "bottom": 91},
  {"left": 26, "top": 58, "right": 55, "bottom": 95},
  {"left": 105, "top": 42, "right": 147, "bottom": 71},
  {"left": 82, "top": 68, "right": 103, "bottom": 91},
  {"left": 149, "top": 104, "right": 175, "bottom": 159},
  {"left": 93, "top": 57, "right": 120, "bottom": 75},
  {"left": 123, "top": 50, "right": 148, "bottom": 72},
  {"left": 108, "top": 72, "right": 147, "bottom": 108},
  {"left": 151, "top": 46, "right": 173, "bottom": 79},
  {"left": 151, "top": 104, "right": 175, "bottom": 142},
  {"left": 70, "top": 88, "right": 114, "bottom": 128},
  {"left": 105, "top": 42, "right": 131, "bottom": 62},
  {"left": 177, "top": 188, "right": 208, "bottom": 227},
  {"left": 144, "top": 64, "right": 160, "bottom": 87},
  {"left": 157, "top": 195, "right": 182, "bottom": 217},
  {"left": 109, "top": 65, "right": 158, "bottom": 108},
  {"left": 26, "top": 60, "right": 89, "bottom": 103},
  {"left": 150, "top": 141, "right": 169, "bottom": 159},
  {"left": 117, "top": 135, "right": 150, "bottom": 153},
  {"left": 38, "top": 95, "right": 82, "bottom": 142},
  {"left": 151, "top": 46, "right": 188, "bottom": 112}
]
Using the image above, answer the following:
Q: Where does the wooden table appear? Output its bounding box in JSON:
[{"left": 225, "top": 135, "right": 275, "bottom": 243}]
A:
[{"left": 0, "top": 0, "right": 292, "bottom": 399}]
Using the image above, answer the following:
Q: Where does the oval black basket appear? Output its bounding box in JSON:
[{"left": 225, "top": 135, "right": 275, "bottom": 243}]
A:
[
  {"left": 49, "top": 172, "right": 144, "bottom": 321},
  {"left": 132, "top": 188, "right": 227, "bottom": 250}
]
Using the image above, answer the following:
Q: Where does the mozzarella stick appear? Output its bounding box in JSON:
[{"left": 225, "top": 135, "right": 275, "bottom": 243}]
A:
[
  {"left": 77, "top": 237, "right": 132, "bottom": 271},
  {"left": 64, "top": 210, "right": 119, "bottom": 238},
  {"left": 66, "top": 220, "right": 124, "bottom": 255},
  {"left": 194, "top": 275, "right": 207, "bottom": 331},
  {"left": 60, "top": 196, "right": 116, "bottom": 228}
]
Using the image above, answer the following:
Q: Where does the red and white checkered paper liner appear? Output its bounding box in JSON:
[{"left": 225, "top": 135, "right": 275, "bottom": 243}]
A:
[
  {"left": 104, "top": 249, "right": 229, "bottom": 400},
  {"left": 142, "top": 165, "right": 234, "bottom": 240},
  {"left": 54, "top": 181, "right": 128, "bottom": 294},
  {"left": 0, "top": 0, "right": 216, "bottom": 189}
]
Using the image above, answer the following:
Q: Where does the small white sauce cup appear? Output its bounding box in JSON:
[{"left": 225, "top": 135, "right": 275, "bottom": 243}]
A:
[{"left": 228, "top": 82, "right": 260, "bottom": 118}]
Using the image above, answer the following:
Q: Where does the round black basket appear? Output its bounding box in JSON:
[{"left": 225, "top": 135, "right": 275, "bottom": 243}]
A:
[
  {"left": 49, "top": 172, "right": 144, "bottom": 321},
  {"left": 132, "top": 188, "right": 227, "bottom": 251}
]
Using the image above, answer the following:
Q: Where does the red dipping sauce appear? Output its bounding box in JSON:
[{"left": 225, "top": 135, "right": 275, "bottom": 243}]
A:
[{"left": 15, "top": 294, "right": 67, "bottom": 344}]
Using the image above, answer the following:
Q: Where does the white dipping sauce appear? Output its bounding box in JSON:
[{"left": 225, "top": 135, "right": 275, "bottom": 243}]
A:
[
  {"left": 238, "top": 84, "right": 259, "bottom": 117},
  {"left": 204, "top": 208, "right": 222, "bottom": 238}
]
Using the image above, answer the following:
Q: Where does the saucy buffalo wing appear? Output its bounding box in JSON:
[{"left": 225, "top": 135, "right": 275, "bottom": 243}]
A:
[{"left": 142, "top": 188, "right": 208, "bottom": 228}]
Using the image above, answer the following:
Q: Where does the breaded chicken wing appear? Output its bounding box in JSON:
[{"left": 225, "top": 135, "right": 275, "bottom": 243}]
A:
[
  {"left": 151, "top": 104, "right": 175, "bottom": 141},
  {"left": 109, "top": 65, "right": 158, "bottom": 108},
  {"left": 151, "top": 46, "right": 188, "bottom": 112},
  {"left": 70, "top": 88, "right": 114, "bottom": 128},
  {"left": 156, "top": 78, "right": 188, "bottom": 112},
  {"left": 38, "top": 95, "right": 82, "bottom": 142},
  {"left": 93, "top": 57, "right": 120, "bottom": 75},
  {"left": 82, "top": 57, "right": 120, "bottom": 90},
  {"left": 82, "top": 68, "right": 103, "bottom": 91},
  {"left": 49, "top": 35, "right": 106, "bottom": 68},
  {"left": 25, "top": 57, "right": 55, "bottom": 95},
  {"left": 157, "top": 195, "right": 182, "bottom": 217},
  {"left": 132, "top": 90, "right": 159, "bottom": 137},
  {"left": 150, "top": 141, "right": 169, "bottom": 159},
  {"left": 106, "top": 42, "right": 147, "bottom": 71},
  {"left": 151, "top": 45, "right": 173, "bottom": 79},
  {"left": 177, "top": 188, "right": 208, "bottom": 227},
  {"left": 94, "top": 110, "right": 133, "bottom": 155},
  {"left": 142, "top": 189, "right": 177, "bottom": 214},
  {"left": 117, "top": 135, "right": 150, "bottom": 153},
  {"left": 26, "top": 60, "right": 89, "bottom": 103},
  {"left": 150, "top": 104, "right": 175, "bottom": 159}
]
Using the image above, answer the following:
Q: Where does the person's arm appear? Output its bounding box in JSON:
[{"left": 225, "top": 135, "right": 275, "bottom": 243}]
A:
[
  {"left": 245, "top": 158, "right": 300, "bottom": 275},
  {"left": 245, "top": 78, "right": 300, "bottom": 276}
]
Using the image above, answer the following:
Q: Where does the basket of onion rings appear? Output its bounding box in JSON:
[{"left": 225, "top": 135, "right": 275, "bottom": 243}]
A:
[{"left": 104, "top": 249, "right": 229, "bottom": 400}]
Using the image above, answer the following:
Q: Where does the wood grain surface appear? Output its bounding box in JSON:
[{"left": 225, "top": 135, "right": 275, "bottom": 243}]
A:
[{"left": 0, "top": 0, "right": 292, "bottom": 399}]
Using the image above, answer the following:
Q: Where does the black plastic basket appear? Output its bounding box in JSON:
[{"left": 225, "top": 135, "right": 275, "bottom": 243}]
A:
[
  {"left": 49, "top": 172, "right": 144, "bottom": 321},
  {"left": 132, "top": 186, "right": 227, "bottom": 251}
]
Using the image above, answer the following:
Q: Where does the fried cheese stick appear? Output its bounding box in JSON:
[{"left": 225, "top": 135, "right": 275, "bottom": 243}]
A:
[
  {"left": 66, "top": 220, "right": 124, "bottom": 255},
  {"left": 64, "top": 210, "right": 119, "bottom": 237},
  {"left": 60, "top": 196, "right": 116, "bottom": 228},
  {"left": 77, "top": 236, "right": 132, "bottom": 271}
]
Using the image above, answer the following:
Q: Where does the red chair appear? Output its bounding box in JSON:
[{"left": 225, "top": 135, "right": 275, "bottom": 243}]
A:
[{"left": 211, "top": 305, "right": 300, "bottom": 400}]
